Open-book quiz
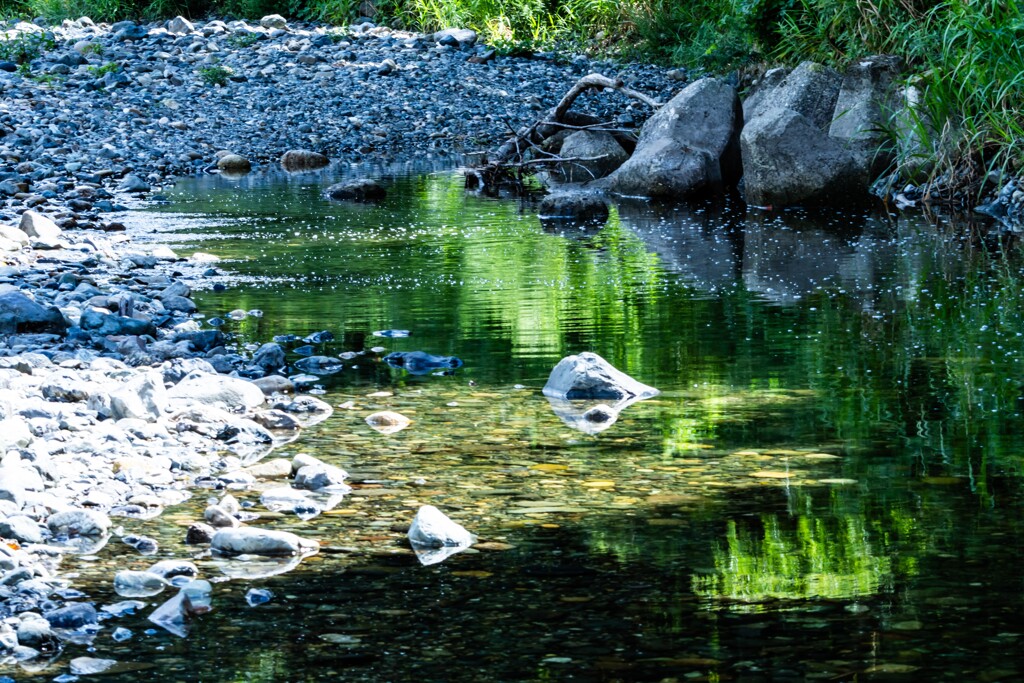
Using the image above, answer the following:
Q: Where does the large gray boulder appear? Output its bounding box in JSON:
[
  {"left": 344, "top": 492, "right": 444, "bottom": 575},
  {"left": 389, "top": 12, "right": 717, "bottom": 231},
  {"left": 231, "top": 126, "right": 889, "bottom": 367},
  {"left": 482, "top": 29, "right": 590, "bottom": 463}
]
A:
[
  {"left": 0, "top": 291, "right": 68, "bottom": 335},
  {"left": 543, "top": 352, "right": 659, "bottom": 401},
  {"left": 741, "top": 108, "right": 862, "bottom": 206},
  {"left": 752, "top": 61, "right": 842, "bottom": 130},
  {"left": 829, "top": 56, "right": 903, "bottom": 180},
  {"left": 741, "top": 59, "right": 901, "bottom": 206},
  {"left": 556, "top": 131, "right": 628, "bottom": 182},
  {"left": 605, "top": 78, "right": 742, "bottom": 198}
]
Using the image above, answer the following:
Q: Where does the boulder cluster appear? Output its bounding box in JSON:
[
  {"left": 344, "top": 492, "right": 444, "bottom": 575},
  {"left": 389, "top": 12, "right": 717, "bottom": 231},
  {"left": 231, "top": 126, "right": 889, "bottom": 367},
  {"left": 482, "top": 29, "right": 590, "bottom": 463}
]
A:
[{"left": 545, "top": 59, "right": 1021, "bottom": 224}]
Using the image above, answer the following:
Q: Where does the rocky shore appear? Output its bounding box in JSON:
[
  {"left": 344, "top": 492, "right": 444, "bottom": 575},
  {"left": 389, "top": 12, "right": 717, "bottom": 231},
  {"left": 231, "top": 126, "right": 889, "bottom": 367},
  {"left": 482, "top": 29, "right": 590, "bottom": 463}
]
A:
[{"left": 0, "top": 12, "right": 687, "bottom": 670}]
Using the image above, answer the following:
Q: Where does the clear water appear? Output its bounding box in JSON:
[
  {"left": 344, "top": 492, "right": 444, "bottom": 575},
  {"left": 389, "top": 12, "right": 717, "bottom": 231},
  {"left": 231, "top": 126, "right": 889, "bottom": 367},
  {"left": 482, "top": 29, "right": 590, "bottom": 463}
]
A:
[{"left": 24, "top": 166, "right": 1024, "bottom": 681}]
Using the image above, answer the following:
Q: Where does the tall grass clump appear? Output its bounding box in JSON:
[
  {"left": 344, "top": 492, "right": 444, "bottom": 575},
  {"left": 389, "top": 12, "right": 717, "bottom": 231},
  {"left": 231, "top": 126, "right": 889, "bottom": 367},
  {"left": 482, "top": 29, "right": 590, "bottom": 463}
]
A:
[
  {"left": 763, "top": 0, "right": 1023, "bottom": 190},
  {"left": 911, "top": 0, "right": 1024, "bottom": 183}
]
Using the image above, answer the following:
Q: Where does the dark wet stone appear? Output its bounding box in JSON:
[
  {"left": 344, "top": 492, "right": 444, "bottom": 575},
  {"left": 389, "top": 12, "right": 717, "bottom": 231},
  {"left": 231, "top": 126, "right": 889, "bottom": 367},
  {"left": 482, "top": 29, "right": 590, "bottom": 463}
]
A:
[
  {"left": 384, "top": 350, "right": 463, "bottom": 375},
  {"left": 0, "top": 291, "right": 68, "bottom": 336},
  {"left": 45, "top": 603, "right": 98, "bottom": 629},
  {"left": 302, "top": 330, "right": 334, "bottom": 344},
  {"left": 185, "top": 523, "right": 216, "bottom": 545},
  {"left": 80, "top": 309, "right": 156, "bottom": 336},
  {"left": 174, "top": 330, "right": 225, "bottom": 352},
  {"left": 538, "top": 192, "right": 609, "bottom": 225},
  {"left": 323, "top": 179, "right": 386, "bottom": 202}
]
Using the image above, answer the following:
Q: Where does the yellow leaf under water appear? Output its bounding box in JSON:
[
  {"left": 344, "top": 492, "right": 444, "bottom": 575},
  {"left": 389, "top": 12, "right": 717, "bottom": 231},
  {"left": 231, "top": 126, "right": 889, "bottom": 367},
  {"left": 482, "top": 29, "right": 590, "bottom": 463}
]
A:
[{"left": 750, "top": 470, "right": 797, "bottom": 479}]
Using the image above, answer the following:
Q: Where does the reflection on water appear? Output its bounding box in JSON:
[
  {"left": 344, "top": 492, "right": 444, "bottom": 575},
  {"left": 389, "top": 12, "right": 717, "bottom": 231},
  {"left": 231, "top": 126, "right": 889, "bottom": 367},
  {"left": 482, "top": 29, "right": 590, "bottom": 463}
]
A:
[{"left": 32, "top": 166, "right": 1024, "bottom": 681}]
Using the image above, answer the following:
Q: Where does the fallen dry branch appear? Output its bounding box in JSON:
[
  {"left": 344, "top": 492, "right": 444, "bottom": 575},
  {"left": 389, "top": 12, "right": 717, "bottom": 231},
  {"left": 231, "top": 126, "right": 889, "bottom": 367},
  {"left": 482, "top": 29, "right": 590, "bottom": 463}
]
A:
[{"left": 468, "top": 73, "right": 662, "bottom": 191}]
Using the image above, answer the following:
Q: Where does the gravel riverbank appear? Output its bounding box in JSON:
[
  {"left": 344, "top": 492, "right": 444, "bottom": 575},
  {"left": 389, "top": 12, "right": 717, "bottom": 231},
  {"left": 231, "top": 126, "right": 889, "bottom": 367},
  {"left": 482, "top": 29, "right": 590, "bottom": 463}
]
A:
[{"left": 0, "top": 13, "right": 682, "bottom": 670}]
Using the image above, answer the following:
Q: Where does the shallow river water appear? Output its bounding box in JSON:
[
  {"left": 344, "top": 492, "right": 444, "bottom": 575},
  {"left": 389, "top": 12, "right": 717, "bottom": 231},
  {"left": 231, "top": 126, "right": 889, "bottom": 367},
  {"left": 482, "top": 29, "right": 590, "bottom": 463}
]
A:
[{"left": 32, "top": 165, "right": 1024, "bottom": 681}]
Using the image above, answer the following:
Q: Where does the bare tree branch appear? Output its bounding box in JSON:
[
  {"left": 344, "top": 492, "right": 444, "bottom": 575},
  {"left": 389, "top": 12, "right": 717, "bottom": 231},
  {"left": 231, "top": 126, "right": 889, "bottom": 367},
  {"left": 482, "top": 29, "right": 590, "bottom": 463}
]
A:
[{"left": 467, "top": 73, "right": 660, "bottom": 192}]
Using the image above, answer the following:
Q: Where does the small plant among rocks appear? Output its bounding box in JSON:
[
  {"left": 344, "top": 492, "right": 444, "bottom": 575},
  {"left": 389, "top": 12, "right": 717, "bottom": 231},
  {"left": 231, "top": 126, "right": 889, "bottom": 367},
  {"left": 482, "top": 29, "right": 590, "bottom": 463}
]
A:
[
  {"left": 0, "top": 31, "right": 56, "bottom": 65},
  {"left": 227, "top": 32, "right": 260, "bottom": 48},
  {"left": 199, "top": 64, "right": 233, "bottom": 87},
  {"left": 88, "top": 62, "right": 120, "bottom": 77},
  {"left": 29, "top": 72, "right": 63, "bottom": 88}
]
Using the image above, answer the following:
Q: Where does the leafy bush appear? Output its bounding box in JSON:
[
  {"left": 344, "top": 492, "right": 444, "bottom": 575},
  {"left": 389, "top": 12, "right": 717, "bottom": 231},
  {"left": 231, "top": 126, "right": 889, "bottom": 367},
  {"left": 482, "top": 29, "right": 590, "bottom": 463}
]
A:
[
  {"left": 198, "top": 63, "right": 232, "bottom": 85},
  {"left": 226, "top": 30, "right": 259, "bottom": 46},
  {"left": 0, "top": 29, "right": 56, "bottom": 64},
  {"left": 88, "top": 60, "right": 119, "bottom": 75}
]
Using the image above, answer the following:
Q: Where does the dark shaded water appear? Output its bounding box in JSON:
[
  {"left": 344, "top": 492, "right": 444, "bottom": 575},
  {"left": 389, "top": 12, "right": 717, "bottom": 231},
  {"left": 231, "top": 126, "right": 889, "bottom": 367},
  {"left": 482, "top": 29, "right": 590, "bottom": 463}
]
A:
[{"left": 26, "top": 167, "right": 1024, "bottom": 681}]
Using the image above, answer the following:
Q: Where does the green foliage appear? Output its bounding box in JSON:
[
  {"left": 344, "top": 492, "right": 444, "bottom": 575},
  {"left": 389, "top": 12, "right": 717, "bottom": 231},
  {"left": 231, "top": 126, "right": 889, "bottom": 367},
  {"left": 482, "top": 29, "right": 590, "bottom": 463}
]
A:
[
  {"left": 28, "top": 0, "right": 128, "bottom": 21},
  {"left": 30, "top": 69, "right": 61, "bottom": 84},
  {"left": 0, "top": 29, "right": 55, "bottom": 64},
  {"left": 88, "top": 60, "right": 119, "bottom": 75},
  {"left": 226, "top": 30, "right": 259, "bottom": 46},
  {"left": 198, "top": 63, "right": 232, "bottom": 85}
]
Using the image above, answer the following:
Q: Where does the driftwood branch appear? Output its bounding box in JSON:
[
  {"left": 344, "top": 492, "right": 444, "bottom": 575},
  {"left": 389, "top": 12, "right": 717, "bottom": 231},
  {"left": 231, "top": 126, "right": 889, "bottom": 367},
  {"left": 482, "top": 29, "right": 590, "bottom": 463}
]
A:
[
  {"left": 537, "top": 120, "right": 634, "bottom": 135},
  {"left": 505, "top": 154, "right": 615, "bottom": 169},
  {"left": 468, "top": 72, "right": 662, "bottom": 191}
]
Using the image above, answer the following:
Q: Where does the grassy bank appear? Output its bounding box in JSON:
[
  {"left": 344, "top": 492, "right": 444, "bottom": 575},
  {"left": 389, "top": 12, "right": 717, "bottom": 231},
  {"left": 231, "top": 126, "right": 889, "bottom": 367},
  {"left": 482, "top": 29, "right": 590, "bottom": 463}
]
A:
[{"left": 1, "top": 0, "right": 1021, "bottom": 193}]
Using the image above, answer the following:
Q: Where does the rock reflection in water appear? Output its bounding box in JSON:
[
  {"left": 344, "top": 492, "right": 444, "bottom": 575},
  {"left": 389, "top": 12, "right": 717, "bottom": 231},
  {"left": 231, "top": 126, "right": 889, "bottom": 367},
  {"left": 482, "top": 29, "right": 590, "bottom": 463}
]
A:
[{"left": 546, "top": 396, "right": 632, "bottom": 434}]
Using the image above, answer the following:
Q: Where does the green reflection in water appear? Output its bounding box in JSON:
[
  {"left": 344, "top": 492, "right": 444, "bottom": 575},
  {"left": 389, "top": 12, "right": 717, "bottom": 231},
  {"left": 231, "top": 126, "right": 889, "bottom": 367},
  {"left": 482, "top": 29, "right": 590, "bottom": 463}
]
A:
[{"left": 694, "top": 512, "right": 894, "bottom": 607}]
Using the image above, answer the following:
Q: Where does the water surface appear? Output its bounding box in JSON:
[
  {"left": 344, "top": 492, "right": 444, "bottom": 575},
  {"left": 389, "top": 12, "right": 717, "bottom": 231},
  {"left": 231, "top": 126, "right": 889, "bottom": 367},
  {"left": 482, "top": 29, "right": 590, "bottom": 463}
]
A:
[{"left": 40, "top": 166, "right": 1024, "bottom": 681}]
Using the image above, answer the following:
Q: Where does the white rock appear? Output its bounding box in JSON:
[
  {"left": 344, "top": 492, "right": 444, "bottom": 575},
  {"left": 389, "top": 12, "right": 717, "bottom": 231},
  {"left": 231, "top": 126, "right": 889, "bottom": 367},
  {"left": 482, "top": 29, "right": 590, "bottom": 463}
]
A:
[
  {"left": 167, "top": 372, "right": 265, "bottom": 411},
  {"left": 47, "top": 508, "right": 111, "bottom": 536},
  {"left": 211, "top": 527, "right": 318, "bottom": 556},
  {"left": 365, "top": 410, "right": 411, "bottom": 434},
  {"left": 260, "top": 14, "right": 287, "bottom": 29},
  {"left": 109, "top": 371, "right": 167, "bottom": 422},
  {"left": 293, "top": 462, "right": 350, "bottom": 491},
  {"left": 113, "top": 570, "right": 168, "bottom": 597},
  {"left": 167, "top": 15, "right": 194, "bottom": 34},
  {"left": 18, "top": 211, "right": 61, "bottom": 241},
  {"left": 407, "top": 505, "right": 475, "bottom": 548},
  {"left": 290, "top": 453, "right": 321, "bottom": 473},
  {"left": 151, "top": 245, "right": 179, "bottom": 260},
  {"left": 542, "top": 352, "right": 659, "bottom": 401},
  {"left": 0, "top": 225, "right": 29, "bottom": 246},
  {"left": 0, "top": 418, "right": 33, "bottom": 450},
  {"left": 70, "top": 657, "right": 118, "bottom": 675}
]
